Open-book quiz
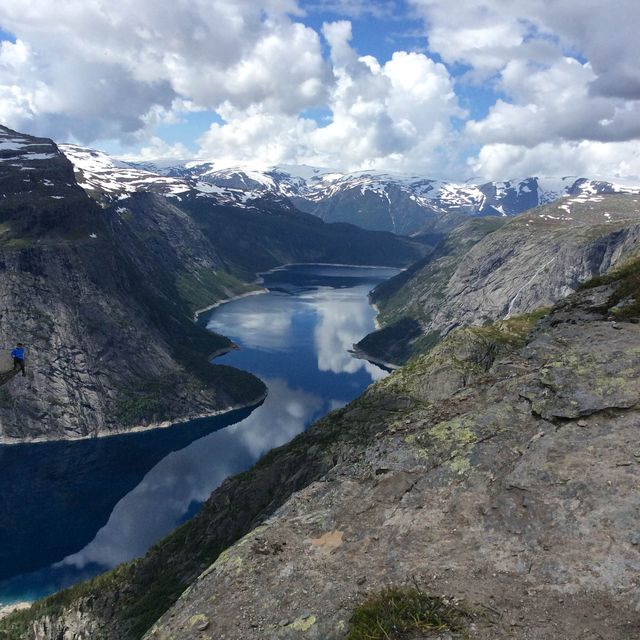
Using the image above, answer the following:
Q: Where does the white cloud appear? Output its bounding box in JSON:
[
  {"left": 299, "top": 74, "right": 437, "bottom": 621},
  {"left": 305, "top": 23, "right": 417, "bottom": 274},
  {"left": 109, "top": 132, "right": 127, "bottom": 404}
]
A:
[
  {"left": 197, "top": 20, "right": 463, "bottom": 174},
  {"left": 469, "top": 140, "right": 640, "bottom": 183},
  {"left": 467, "top": 57, "right": 640, "bottom": 146},
  {"left": 410, "top": 0, "right": 640, "bottom": 180},
  {"left": 0, "top": 0, "right": 326, "bottom": 142},
  {"left": 0, "top": 0, "right": 639, "bottom": 180}
]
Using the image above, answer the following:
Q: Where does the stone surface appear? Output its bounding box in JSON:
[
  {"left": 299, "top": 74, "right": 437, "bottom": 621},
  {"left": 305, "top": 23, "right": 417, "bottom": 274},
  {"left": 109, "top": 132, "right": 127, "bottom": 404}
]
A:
[{"left": 141, "top": 288, "right": 640, "bottom": 640}]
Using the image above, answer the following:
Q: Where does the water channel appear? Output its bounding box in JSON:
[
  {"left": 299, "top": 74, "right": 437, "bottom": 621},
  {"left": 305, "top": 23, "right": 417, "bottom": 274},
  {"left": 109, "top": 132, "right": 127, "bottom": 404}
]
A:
[{"left": 0, "top": 264, "right": 397, "bottom": 606}]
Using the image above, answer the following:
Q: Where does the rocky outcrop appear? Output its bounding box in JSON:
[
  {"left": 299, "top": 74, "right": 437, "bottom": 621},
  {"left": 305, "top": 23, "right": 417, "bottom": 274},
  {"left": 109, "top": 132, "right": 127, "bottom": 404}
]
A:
[
  {"left": 142, "top": 276, "right": 640, "bottom": 640},
  {"left": 5, "top": 261, "right": 640, "bottom": 639},
  {"left": 358, "top": 193, "right": 640, "bottom": 365}
]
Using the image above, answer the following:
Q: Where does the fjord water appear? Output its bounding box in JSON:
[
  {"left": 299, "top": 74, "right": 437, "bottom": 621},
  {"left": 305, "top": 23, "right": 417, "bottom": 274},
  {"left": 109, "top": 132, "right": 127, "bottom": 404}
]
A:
[{"left": 0, "top": 264, "right": 396, "bottom": 606}]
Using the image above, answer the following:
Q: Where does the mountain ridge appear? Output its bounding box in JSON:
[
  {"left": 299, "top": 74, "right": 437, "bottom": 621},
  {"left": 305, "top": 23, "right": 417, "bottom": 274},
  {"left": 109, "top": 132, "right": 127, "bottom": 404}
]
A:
[{"left": 60, "top": 143, "right": 640, "bottom": 236}]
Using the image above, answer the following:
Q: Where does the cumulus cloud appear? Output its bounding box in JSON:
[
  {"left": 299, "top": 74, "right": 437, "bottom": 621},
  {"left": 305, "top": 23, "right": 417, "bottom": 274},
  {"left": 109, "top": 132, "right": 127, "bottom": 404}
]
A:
[
  {"left": 1, "top": 0, "right": 639, "bottom": 180},
  {"left": 469, "top": 140, "right": 640, "bottom": 183},
  {"left": 0, "top": 0, "right": 326, "bottom": 142},
  {"left": 410, "top": 0, "right": 640, "bottom": 179},
  {"left": 197, "top": 20, "right": 463, "bottom": 174},
  {"left": 467, "top": 57, "right": 640, "bottom": 146}
]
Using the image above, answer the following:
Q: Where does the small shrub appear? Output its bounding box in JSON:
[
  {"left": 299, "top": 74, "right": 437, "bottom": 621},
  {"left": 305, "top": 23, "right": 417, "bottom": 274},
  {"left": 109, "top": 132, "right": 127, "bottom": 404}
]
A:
[{"left": 348, "top": 587, "right": 474, "bottom": 639}]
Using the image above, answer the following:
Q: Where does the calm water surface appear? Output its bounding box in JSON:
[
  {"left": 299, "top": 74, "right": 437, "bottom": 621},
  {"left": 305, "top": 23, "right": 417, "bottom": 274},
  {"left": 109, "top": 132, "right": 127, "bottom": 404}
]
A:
[{"left": 0, "top": 264, "right": 396, "bottom": 605}]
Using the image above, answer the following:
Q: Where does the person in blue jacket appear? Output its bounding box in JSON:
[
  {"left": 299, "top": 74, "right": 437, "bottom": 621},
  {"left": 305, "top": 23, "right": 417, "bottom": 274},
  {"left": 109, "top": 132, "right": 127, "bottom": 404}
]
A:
[{"left": 11, "top": 343, "right": 25, "bottom": 377}]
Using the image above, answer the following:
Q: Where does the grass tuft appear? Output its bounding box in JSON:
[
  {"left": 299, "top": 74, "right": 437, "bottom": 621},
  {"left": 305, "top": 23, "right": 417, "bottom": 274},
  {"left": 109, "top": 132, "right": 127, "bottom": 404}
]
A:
[{"left": 348, "top": 587, "right": 475, "bottom": 640}]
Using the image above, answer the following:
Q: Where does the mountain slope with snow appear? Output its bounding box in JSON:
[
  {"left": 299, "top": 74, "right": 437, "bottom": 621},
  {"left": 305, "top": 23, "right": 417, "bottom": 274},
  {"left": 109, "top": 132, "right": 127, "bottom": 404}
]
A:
[{"left": 60, "top": 145, "right": 640, "bottom": 235}]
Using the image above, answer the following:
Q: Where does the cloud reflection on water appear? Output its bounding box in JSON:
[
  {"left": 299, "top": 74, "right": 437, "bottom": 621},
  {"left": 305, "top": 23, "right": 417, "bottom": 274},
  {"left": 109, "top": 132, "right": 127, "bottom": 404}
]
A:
[
  {"left": 311, "top": 287, "right": 388, "bottom": 382},
  {"left": 206, "top": 294, "right": 292, "bottom": 351},
  {"left": 56, "top": 378, "right": 323, "bottom": 571}
]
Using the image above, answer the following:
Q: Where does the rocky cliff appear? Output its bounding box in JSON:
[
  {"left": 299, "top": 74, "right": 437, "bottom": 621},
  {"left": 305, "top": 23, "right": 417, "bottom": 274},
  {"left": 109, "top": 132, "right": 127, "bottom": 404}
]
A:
[
  {"left": 0, "top": 126, "right": 268, "bottom": 442},
  {"left": 4, "top": 253, "right": 640, "bottom": 639},
  {"left": 0, "top": 125, "right": 424, "bottom": 442},
  {"left": 357, "top": 193, "right": 640, "bottom": 364}
]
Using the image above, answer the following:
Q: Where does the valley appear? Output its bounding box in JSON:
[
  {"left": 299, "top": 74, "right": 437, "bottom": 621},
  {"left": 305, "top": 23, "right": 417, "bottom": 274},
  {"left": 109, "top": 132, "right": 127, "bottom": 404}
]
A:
[{"left": 0, "top": 123, "right": 639, "bottom": 640}]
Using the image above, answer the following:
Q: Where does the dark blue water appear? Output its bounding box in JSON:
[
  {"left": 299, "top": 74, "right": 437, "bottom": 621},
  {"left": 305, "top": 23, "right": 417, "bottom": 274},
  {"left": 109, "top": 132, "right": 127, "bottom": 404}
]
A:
[{"left": 0, "top": 264, "right": 396, "bottom": 606}]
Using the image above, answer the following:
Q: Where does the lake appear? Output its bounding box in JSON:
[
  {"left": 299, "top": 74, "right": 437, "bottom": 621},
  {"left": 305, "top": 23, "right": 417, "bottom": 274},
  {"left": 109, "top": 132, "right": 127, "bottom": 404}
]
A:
[{"left": 0, "top": 264, "right": 397, "bottom": 606}]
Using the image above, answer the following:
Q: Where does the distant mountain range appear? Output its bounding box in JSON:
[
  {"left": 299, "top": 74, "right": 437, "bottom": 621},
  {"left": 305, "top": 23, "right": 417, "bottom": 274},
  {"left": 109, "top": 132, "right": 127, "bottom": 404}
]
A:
[{"left": 61, "top": 144, "right": 640, "bottom": 235}]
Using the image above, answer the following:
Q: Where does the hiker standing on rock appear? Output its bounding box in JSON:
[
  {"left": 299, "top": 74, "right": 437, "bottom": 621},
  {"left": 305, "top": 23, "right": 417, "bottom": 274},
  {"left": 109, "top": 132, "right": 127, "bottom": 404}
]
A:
[{"left": 11, "top": 343, "right": 25, "bottom": 377}]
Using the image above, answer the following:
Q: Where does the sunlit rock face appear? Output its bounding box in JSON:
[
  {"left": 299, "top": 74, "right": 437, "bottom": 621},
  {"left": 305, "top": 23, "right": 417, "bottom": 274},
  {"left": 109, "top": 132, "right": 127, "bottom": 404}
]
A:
[{"left": 144, "top": 280, "right": 640, "bottom": 640}]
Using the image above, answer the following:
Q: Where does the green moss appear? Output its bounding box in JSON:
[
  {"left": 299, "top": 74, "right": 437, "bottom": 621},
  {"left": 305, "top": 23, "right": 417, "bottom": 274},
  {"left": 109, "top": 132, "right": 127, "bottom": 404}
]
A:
[
  {"left": 347, "top": 587, "right": 474, "bottom": 640},
  {"left": 449, "top": 456, "right": 472, "bottom": 475},
  {"left": 176, "top": 267, "right": 255, "bottom": 315},
  {"left": 430, "top": 417, "right": 476, "bottom": 445},
  {"left": 289, "top": 615, "right": 317, "bottom": 632}
]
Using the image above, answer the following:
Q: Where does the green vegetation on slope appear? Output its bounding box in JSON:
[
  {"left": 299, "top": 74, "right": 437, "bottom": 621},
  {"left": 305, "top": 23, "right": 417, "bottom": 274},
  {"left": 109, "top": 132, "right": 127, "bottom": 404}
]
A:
[
  {"left": 175, "top": 267, "right": 255, "bottom": 315},
  {"left": 579, "top": 255, "right": 640, "bottom": 319}
]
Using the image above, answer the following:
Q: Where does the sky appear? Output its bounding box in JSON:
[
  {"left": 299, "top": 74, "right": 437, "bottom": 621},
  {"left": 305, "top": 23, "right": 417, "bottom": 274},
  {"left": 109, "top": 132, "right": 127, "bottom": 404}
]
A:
[{"left": 0, "top": 0, "right": 639, "bottom": 181}]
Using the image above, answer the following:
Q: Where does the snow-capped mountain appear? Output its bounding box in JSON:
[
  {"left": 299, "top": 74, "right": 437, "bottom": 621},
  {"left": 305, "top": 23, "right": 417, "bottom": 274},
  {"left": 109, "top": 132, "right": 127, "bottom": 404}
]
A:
[{"left": 60, "top": 144, "right": 640, "bottom": 235}]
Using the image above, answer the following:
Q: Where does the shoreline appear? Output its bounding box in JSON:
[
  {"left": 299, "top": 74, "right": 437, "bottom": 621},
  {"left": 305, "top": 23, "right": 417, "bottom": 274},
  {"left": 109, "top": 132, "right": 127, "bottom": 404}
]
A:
[
  {"left": 0, "top": 390, "right": 268, "bottom": 447},
  {"left": 261, "top": 262, "right": 405, "bottom": 271},
  {"left": 349, "top": 346, "right": 400, "bottom": 371},
  {"left": 194, "top": 262, "right": 402, "bottom": 322},
  {"left": 194, "top": 288, "right": 268, "bottom": 321},
  {"left": 207, "top": 343, "right": 240, "bottom": 360},
  {"left": 0, "top": 601, "right": 30, "bottom": 620}
]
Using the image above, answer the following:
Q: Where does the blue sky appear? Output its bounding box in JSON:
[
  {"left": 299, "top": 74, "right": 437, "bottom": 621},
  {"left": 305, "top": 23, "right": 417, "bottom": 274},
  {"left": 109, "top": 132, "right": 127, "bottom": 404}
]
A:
[{"left": 0, "top": 1, "right": 639, "bottom": 180}]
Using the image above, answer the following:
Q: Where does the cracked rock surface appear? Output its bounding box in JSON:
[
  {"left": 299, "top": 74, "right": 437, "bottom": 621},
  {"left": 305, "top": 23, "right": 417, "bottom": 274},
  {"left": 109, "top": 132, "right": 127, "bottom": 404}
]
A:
[{"left": 146, "top": 284, "right": 640, "bottom": 639}]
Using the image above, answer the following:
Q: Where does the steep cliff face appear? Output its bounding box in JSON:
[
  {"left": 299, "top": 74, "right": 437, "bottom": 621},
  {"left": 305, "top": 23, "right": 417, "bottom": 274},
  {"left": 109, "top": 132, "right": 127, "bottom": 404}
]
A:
[
  {"left": 5, "top": 259, "right": 640, "bottom": 639},
  {"left": 0, "top": 126, "right": 266, "bottom": 442},
  {"left": 357, "top": 193, "right": 640, "bottom": 364}
]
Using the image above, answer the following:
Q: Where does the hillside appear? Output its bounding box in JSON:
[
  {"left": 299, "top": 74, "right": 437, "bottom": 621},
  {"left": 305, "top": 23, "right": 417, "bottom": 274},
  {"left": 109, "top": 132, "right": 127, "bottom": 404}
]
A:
[
  {"left": 357, "top": 193, "right": 640, "bottom": 365},
  {"left": 0, "top": 125, "right": 424, "bottom": 442},
  {"left": 0, "top": 126, "right": 266, "bottom": 442},
  {"left": 4, "top": 253, "right": 640, "bottom": 639}
]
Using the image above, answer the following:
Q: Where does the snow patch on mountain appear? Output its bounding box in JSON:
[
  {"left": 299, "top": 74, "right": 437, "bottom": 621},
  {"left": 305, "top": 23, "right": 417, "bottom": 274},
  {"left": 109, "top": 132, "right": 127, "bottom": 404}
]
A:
[{"left": 59, "top": 143, "right": 640, "bottom": 233}]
